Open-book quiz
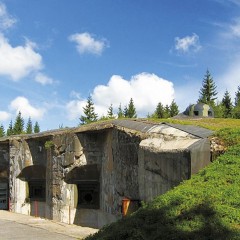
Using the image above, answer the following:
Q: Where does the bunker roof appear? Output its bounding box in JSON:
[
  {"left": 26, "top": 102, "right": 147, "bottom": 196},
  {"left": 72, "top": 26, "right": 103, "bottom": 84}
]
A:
[{"left": 0, "top": 119, "right": 213, "bottom": 142}]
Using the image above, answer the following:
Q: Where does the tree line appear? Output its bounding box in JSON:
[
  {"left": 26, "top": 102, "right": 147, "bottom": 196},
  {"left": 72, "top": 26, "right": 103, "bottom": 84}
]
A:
[
  {"left": 79, "top": 69, "right": 240, "bottom": 125},
  {"left": 0, "top": 111, "right": 40, "bottom": 137},
  {"left": 79, "top": 96, "right": 179, "bottom": 125},
  {"left": 198, "top": 70, "right": 240, "bottom": 118},
  {"left": 1, "top": 69, "right": 239, "bottom": 134}
]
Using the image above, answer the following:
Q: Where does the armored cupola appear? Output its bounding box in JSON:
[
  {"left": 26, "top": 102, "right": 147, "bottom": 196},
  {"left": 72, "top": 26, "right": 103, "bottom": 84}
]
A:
[{"left": 184, "top": 103, "right": 214, "bottom": 118}]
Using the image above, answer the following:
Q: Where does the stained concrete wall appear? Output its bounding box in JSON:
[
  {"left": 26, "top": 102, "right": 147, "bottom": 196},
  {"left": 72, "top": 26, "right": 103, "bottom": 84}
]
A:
[{"left": 8, "top": 137, "right": 49, "bottom": 217}]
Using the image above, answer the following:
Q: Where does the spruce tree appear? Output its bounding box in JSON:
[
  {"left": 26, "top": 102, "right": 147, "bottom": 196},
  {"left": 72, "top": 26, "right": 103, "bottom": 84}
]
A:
[
  {"left": 34, "top": 121, "right": 40, "bottom": 133},
  {"left": 127, "top": 98, "right": 137, "bottom": 118},
  {"left": 0, "top": 124, "right": 5, "bottom": 137},
  {"left": 26, "top": 117, "right": 33, "bottom": 134},
  {"left": 154, "top": 102, "right": 165, "bottom": 118},
  {"left": 212, "top": 102, "right": 224, "bottom": 118},
  {"left": 80, "top": 96, "right": 98, "bottom": 125},
  {"left": 169, "top": 100, "right": 179, "bottom": 117},
  {"left": 222, "top": 90, "right": 233, "bottom": 118},
  {"left": 117, "top": 104, "right": 124, "bottom": 118},
  {"left": 13, "top": 111, "right": 24, "bottom": 135},
  {"left": 233, "top": 86, "right": 240, "bottom": 118},
  {"left": 198, "top": 70, "right": 218, "bottom": 105},
  {"left": 123, "top": 105, "right": 128, "bottom": 118},
  {"left": 107, "top": 104, "right": 114, "bottom": 119},
  {"left": 7, "top": 120, "right": 13, "bottom": 136},
  {"left": 234, "top": 85, "right": 240, "bottom": 106},
  {"left": 164, "top": 104, "right": 170, "bottom": 118}
]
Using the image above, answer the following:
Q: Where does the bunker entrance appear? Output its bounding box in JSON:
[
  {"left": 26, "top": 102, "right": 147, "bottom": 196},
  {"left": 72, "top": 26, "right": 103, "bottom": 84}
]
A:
[
  {"left": 65, "top": 164, "right": 100, "bottom": 209},
  {"left": 17, "top": 165, "right": 46, "bottom": 202}
]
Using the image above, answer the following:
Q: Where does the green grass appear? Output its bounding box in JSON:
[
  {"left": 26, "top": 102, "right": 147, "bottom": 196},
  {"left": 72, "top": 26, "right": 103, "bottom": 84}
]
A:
[
  {"left": 150, "top": 117, "right": 240, "bottom": 131},
  {"left": 85, "top": 119, "right": 240, "bottom": 240}
]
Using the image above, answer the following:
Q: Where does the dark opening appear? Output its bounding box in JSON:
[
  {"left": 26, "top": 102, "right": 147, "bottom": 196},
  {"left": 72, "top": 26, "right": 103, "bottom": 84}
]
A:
[
  {"left": 84, "top": 193, "right": 93, "bottom": 202},
  {"left": 208, "top": 111, "right": 212, "bottom": 116},
  {"left": 29, "top": 180, "right": 46, "bottom": 201},
  {"left": 194, "top": 111, "right": 199, "bottom": 116},
  {"left": 77, "top": 181, "right": 99, "bottom": 209},
  {"left": 0, "top": 182, "right": 8, "bottom": 210}
]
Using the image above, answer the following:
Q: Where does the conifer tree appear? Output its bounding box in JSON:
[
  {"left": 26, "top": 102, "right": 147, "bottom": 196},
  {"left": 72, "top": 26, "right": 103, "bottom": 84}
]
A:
[
  {"left": 7, "top": 120, "right": 13, "bottom": 136},
  {"left": 117, "top": 104, "right": 124, "bottom": 118},
  {"left": 34, "top": 121, "right": 40, "bottom": 133},
  {"left": 222, "top": 90, "right": 233, "bottom": 118},
  {"left": 154, "top": 102, "right": 165, "bottom": 118},
  {"left": 233, "top": 86, "right": 240, "bottom": 118},
  {"left": 169, "top": 100, "right": 179, "bottom": 117},
  {"left": 234, "top": 85, "right": 240, "bottom": 106},
  {"left": 80, "top": 96, "right": 98, "bottom": 125},
  {"left": 164, "top": 104, "right": 170, "bottom": 118},
  {"left": 0, "top": 124, "right": 5, "bottom": 137},
  {"left": 127, "top": 98, "right": 137, "bottom": 118},
  {"left": 123, "top": 105, "right": 128, "bottom": 118},
  {"left": 13, "top": 111, "right": 24, "bottom": 135},
  {"left": 107, "top": 104, "right": 115, "bottom": 119},
  {"left": 198, "top": 70, "right": 218, "bottom": 105},
  {"left": 26, "top": 117, "right": 33, "bottom": 134}
]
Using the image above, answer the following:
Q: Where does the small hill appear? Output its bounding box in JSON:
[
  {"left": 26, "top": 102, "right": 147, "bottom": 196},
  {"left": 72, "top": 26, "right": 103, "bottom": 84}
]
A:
[{"left": 85, "top": 119, "right": 240, "bottom": 240}]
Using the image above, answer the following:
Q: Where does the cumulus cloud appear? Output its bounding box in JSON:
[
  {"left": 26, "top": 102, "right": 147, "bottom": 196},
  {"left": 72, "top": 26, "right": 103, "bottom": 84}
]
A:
[
  {"left": 0, "top": 2, "right": 17, "bottom": 30},
  {"left": 69, "top": 32, "right": 107, "bottom": 55},
  {"left": 175, "top": 33, "right": 201, "bottom": 53},
  {"left": 66, "top": 99, "right": 86, "bottom": 120},
  {"left": 0, "top": 34, "right": 42, "bottom": 80},
  {"left": 0, "top": 111, "right": 10, "bottom": 121},
  {"left": 9, "top": 96, "right": 45, "bottom": 119},
  {"left": 35, "top": 72, "right": 54, "bottom": 85},
  {"left": 66, "top": 72, "right": 175, "bottom": 120}
]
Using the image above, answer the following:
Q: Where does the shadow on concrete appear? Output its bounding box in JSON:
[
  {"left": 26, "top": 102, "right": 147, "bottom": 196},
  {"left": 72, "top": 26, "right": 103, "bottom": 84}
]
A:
[{"left": 86, "top": 200, "right": 239, "bottom": 240}]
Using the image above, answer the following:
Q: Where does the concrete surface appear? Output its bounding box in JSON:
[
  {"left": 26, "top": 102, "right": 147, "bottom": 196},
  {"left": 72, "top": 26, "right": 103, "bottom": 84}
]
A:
[{"left": 0, "top": 210, "right": 98, "bottom": 240}]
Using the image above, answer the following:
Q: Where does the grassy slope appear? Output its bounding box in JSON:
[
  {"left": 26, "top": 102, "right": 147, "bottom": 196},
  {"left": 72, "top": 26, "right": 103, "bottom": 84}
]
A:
[{"left": 86, "top": 118, "right": 240, "bottom": 240}]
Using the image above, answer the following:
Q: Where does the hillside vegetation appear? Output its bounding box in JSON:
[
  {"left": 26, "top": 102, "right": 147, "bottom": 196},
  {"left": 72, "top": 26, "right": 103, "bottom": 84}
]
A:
[{"left": 86, "top": 118, "right": 240, "bottom": 240}]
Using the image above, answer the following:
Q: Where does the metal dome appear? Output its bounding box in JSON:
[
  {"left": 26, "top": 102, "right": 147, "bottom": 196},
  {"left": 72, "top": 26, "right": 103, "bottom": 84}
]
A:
[{"left": 184, "top": 103, "right": 214, "bottom": 117}]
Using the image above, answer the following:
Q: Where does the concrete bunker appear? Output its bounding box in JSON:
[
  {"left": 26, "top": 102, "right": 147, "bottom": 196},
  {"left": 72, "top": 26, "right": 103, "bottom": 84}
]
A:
[{"left": 0, "top": 119, "right": 214, "bottom": 228}]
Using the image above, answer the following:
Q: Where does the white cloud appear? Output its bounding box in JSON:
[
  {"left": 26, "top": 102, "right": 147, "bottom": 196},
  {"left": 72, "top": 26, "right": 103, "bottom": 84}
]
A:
[
  {"left": 9, "top": 96, "right": 45, "bottom": 119},
  {"left": 69, "top": 32, "right": 107, "bottom": 55},
  {"left": 175, "top": 33, "right": 201, "bottom": 53},
  {"left": 66, "top": 99, "right": 86, "bottom": 120},
  {"left": 0, "top": 34, "right": 42, "bottom": 80},
  {"left": 66, "top": 72, "right": 175, "bottom": 120},
  {"left": 35, "top": 72, "right": 54, "bottom": 85},
  {"left": 0, "top": 2, "right": 17, "bottom": 30},
  {"left": 217, "top": 57, "right": 240, "bottom": 99},
  {"left": 0, "top": 111, "right": 10, "bottom": 121}
]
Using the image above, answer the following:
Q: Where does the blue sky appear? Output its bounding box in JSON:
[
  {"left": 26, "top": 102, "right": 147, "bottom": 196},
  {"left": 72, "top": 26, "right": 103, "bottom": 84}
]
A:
[{"left": 0, "top": 0, "right": 240, "bottom": 130}]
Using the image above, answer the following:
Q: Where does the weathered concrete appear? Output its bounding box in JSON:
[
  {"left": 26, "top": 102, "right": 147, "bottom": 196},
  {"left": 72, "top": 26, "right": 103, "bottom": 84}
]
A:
[{"left": 0, "top": 120, "right": 213, "bottom": 228}]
